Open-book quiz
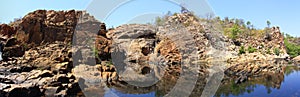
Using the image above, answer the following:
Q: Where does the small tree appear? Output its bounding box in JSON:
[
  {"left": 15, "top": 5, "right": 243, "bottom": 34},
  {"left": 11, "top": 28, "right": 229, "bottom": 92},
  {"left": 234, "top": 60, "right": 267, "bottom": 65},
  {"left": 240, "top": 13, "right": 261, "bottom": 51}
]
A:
[
  {"left": 246, "top": 21, "right": 251, "bottom": 29},
  {"left": 239, "top": 46, "right": 246, "bottom": 55},
  {"left": 155, "top": 16, "right": 163, "bottom": 26},
  {"left": 267, "top": 20, "right": 271, "bottom": 28},
  {"left": 166, "top": 11, "right": 172, "bottom": 16},
  {"left": 216, "top": 16, "right": 221, "bottom": 21},
  {"left": 180, "top": 4, "right": 189, "bottom": 13}
]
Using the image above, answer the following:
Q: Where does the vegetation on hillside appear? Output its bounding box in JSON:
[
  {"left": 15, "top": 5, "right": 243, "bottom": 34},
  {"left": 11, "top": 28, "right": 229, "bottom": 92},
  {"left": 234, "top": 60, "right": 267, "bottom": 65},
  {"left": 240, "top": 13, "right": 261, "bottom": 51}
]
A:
[
  {"left": 216, "top": 16, "right": 300, "bottom": 57},
  {"left": 215, "top": 17, "right": 270, "bottom": 40},
  {"left": 284, "top": 35, "right": 300, "bottom": 58},
  {"left": 239, "top": 46, "right": 246, "bottom": 55},
  {"left": 153, "top": 9, "right": 300, "bottom": 58}
]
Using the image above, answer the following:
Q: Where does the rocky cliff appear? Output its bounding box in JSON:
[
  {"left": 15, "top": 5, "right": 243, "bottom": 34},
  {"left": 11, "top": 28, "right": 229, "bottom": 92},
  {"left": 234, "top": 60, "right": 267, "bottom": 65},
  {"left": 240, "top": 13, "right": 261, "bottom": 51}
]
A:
[{"left": 0, "top": 10, "right": 113, "bottom": 97}]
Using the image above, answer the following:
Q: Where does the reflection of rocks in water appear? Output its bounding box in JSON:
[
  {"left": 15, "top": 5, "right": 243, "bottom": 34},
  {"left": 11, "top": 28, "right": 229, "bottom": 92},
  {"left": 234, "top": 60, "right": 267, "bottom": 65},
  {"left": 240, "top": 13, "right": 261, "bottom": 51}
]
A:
[
  {"left": 225, "top": 61, "right": 284, "bottom": 84},
  {"left": 214, "top": 66, "right": 300, "bottom": 97},
  {"left": 110, "top": 66, "right": 208, "bottom": 97},
  {"left": 109, "top": 72, "right": 179, "bottom": 96},
  {"left": 284, "top": 66, "right": 300, "bottom": 76},
  {"left": 190, "top": 70, "right": 208, "bottom": 96}
]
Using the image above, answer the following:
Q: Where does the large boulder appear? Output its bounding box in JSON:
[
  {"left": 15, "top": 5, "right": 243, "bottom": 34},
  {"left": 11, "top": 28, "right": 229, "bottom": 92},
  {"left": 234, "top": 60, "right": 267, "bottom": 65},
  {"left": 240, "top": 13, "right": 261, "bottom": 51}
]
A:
[
  {"left": 293, "top": 55, "right": 300, "bottom": 64},
  {"left": 14, "top": 10, "right": 101, "bottom": 47},
  {"left": 2, "top": 45, "right": 24, "bottom": 59},
  {"left": 0, "top": 24, "right": 16, "bottom": 37},
  {"left": 0, "top": 24, "right": 24, "bottom": 59}
]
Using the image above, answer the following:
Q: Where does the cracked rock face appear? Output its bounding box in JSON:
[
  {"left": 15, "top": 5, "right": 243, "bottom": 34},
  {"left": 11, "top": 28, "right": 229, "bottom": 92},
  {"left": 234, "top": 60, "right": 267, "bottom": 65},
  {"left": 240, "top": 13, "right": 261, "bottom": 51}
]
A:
[
  {"left": 109, "top": 24, "right": 167, "bottom": 87},
  {"left": 0, "top": 10, "right": 111, "bottom": 97}
]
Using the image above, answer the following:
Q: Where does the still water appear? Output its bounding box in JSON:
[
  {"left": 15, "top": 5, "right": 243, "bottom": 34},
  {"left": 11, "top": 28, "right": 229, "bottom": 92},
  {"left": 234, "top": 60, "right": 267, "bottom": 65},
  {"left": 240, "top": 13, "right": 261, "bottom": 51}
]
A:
[
  {"left": 105, "top": 66, "right": 300, "bottom": 97},
  {"left": 215, "top": 66, "right": 300, "bottom": 97}
]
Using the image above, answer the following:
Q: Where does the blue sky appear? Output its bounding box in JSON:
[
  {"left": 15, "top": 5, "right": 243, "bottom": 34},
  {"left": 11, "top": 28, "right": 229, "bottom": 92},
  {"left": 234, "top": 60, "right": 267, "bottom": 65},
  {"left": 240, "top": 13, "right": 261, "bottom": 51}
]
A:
[
  {"left": 0, "top": 0, "right": 299, "bottom": 36},
  {"left": 209, "top": 0, "right": 300, "bottom": 37}
]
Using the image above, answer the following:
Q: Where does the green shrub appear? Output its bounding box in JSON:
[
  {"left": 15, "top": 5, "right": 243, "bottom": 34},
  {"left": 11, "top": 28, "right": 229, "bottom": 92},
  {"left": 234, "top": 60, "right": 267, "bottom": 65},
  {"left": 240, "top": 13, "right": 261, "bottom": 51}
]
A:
[
  {"left": 284, "top": 38, "right": 300, "bottom": 58},
  {"left": 229, "top": 24, "right": 241, "bottom": 39},
  {"left": 92, "top": 47, "right": 101, "bottom": 62},
  {"left": 155, "top": 16, "right": 166, "bottom": 26},
  {"left": 173, "top": 12, "right": 178, "bottom": 16},
  {"left": 239, "top": 46, "right": 246, "bottom": 55},
  {"left": 247, "top": 46, "right": 257, "bottom": 53},
  {"left": 274, "top": 48, "right": 280, "bottom": 56}
]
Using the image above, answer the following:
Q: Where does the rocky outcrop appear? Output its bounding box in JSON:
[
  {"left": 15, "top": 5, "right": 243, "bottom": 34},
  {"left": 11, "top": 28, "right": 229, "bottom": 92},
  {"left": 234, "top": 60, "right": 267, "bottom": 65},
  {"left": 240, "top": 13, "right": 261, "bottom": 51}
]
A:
[
  {"left": 0, "top": 41, "right": 117, "bottom": 96},
  {"left": 107, "top": 14, "right": 209, "bottom": 95},
  {"left": 0, "top": 10, "right": 98, "bottom": 60},
  {"left": 0, "top": 9, "right": 110, "bottom": 59},
  {"left": 0, "top": 10, "right": 112, "bottom": 97},
  {"left": 224, "top": 26, "right": 288, "bottom": 84},
  {"left": 95, "top": 35, "right": 111, "bottom": 62},
  {"left": 166, "top": 13, "right": 209, "bottom": 59},
  {"left": 0, "top": 24, "right": 16, "bottom": 37},
  {"left": 22, "top": 42, "right": 72, "bottom": 70},
  {"left": 231, "top": 26, "right": 287, "bottom": 57},
  {"left": 289, "top": 37, "right": 300, "bottom": 45},
  {"left": 225, "top": 62, "right": 284, "bottom": 84},
  {"left": 0, "top": 24, "right": 25, "bottom": 60},
  {"left": 0, "top": 69, "right": 77, "bottom": 97},
  {"left": 16, "top": 10, "right": 81, "bottom": 45},
  {"left": 0, "top": 42, "right": 77, "bottom": 96},
  {"left": 108, "top": 24, "right": 170, "bottom": 85},
  {"left": 293, "top": 55, "right": 300, "bottom": 64}
]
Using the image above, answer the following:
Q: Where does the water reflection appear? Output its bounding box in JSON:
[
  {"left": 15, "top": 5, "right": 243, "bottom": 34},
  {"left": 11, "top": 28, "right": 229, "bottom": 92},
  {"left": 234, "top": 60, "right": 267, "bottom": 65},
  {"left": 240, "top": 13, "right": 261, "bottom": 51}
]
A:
[
  {"left": 214, "top": 66, "right": 300, "bottom": 97},
  {"left": 103, "top": 66, "right": 300, "bottom": 97},
  {"left": 104, "top": 70, "right": 207, "bottom": 97}
]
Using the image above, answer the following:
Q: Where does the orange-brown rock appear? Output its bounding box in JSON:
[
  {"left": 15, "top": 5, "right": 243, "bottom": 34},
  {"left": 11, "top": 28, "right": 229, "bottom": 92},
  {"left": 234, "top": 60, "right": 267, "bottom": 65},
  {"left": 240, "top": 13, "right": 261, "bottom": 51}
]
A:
[
  {"left": 155, "top": 38, "right": 181, "bottom": 64},
  {"left": 98, "top": 23, "right": 107, "bottom": 37},
  {"left": 95, "top": 35, "right": 111, "bottom": 62},
  {"left": 0, "top": 24, "right": 16, "bottom": 37},
  {"left": 293, "top": 55, "right": 300, "bottom": 64},
  {"left": 17, "top": 10, "right": 81, "bottom": 45}
]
